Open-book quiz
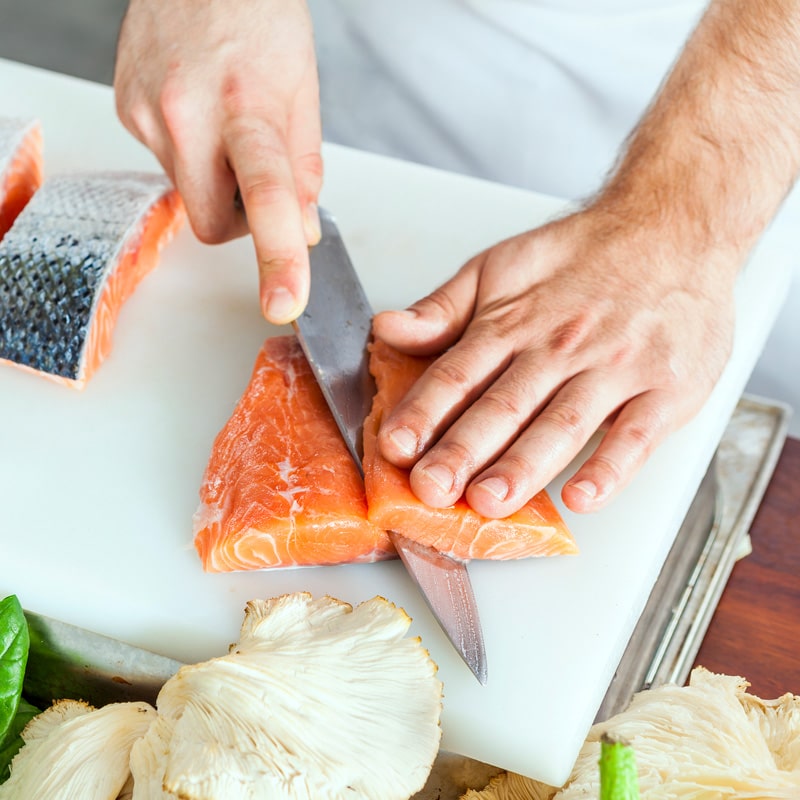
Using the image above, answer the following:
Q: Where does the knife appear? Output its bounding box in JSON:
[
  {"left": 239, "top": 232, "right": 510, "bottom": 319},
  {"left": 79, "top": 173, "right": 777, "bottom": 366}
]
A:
[
  {"left": 292, "top": 208, "right": 487, "bottom": 685},
  {"left": 23, "top": 610, "right": 182, "bottom": 708}
]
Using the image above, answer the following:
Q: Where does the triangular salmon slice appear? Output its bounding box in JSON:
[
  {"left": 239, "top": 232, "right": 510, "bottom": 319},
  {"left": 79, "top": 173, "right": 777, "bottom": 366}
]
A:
[
  {"left": 363, "top": 339, "right": 578, "bottom": 561},
  {"left": 0, "top": 171, "right": 184, "bottom": 388},
  {"left": 0, "top": 117, "right": 43, "bottom": 239},
  {"left": 193, "top": 335, "right": 395, "bottom": 572}
]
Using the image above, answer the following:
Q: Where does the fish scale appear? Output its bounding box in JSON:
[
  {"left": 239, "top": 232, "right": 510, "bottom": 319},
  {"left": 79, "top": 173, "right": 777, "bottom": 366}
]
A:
[{"left": 0, "top": 171, "right": 179, "bottom": 385}]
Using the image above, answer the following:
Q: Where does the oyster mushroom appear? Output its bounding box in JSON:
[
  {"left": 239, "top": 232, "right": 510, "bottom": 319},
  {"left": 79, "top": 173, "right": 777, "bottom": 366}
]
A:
[
  {"left": 131, "top": 592, "right": 443, "bottom": 799},
  {"left": 463, "top": 667, "right": 800, "bottom": 798},
  {"left": 0, "top": 698, "right": 156, "bottom": 799}
]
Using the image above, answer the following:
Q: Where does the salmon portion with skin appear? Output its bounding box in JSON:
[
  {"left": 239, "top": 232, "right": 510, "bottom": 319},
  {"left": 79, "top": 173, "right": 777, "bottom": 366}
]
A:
[
  {"left": 363, "top": 339, "right": 578, "bottom": 561},
  {"left": 0, "top": 118, "right": 43, "bottom": 239},
  {"left": 0, "top": 172, "right": 184, "bottom": 388},
  {"left": 193, "top": 335, "right": 395, "bottom": 573}
]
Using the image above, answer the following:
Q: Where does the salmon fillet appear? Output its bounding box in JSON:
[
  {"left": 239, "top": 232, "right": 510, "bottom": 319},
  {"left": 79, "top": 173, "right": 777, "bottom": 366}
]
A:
[
  {"left": 0, "top": 172, "right": 184, "bottom": 389},
  {"left": 363, "top": 339, "right": 578, "bottom": 561},
  {"left": 0, "top": 117, "right": 43, "bottom": 239},
  {"left": 193, "top": 335, "right": 395, "bottom": 572}
]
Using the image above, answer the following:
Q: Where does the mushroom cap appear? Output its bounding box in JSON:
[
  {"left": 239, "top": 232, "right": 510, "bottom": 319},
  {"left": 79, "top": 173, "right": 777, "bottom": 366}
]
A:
[
  {"left": 131, "top": 592, "right": 443, "bottom": 800},
  {"left": 0, "top": 698, "right": 156, "bottom": 800},
  {"left": 462, "top": 667, "right": 800, "bottom": 798}
]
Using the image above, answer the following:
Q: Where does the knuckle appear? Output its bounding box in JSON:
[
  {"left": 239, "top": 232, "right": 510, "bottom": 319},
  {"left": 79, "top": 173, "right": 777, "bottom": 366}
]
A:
[
  {"left": 429, "top": 439, "right": 479, "bottom": 474},
  {"left": 616, "top": 407, "right": 667, "bottom": 456},
  {"left": 543, "top": 401, "right": 587, "bottom": 439},
  {"left": 498, "top": 451, "right": 537, "bottom": 481},
  {"left": 118, "top": 98, "right": 155, "bottom": 142},
  {"left": 426, "top": 356, "right": 473, "bottom": 394},
  {"left": 295, "top": 151, "right": 324, "bottom": 183},
  {"left": 587, "top": 453, "right": 625, "bottom": 486},
  {"left": 482, "top": 387, "right": 530, "bottom": 423},
  {"left": 219, "top": 72, "right": 278, "bottom": 122},
  {"left": 241, "top": 176, "right": 294, "bottom": 209},
  {"left": 259, "top": 253, "right": 302, "bottom": 276},
  {"left": 189, "top": 212, "right": 235, "bottom": 245},
  {"left": 158, "top": 78, "right": 193, "bottom": 144},
  {"left": 419, "top": 286, "right": 461, "bottom": 323},
  {"left": 219, "top": 73, "right": 251, "bottom": 117},
  {"left": 548, "top": 315, "right": 595, "bottom": 354},
  {"left": 396, "top": 404, "right": 437, "bottom": 438}
]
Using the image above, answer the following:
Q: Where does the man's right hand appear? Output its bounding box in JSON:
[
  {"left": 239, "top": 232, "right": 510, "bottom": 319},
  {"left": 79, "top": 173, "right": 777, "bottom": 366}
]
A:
[{"left": 114, "top": 0, "right": 322, "bottom": 324}]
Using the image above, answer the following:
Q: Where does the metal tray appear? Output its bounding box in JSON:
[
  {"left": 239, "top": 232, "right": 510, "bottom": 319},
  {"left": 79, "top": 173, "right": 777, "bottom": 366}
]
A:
[{"left": 595, "top": 393, "right": 791, "bottom": 721}]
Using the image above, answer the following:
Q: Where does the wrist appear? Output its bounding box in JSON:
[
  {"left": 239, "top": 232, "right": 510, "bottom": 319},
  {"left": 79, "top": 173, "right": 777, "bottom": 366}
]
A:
[{"left": 590, "top": 0, "right": 800, "bottom": 287}]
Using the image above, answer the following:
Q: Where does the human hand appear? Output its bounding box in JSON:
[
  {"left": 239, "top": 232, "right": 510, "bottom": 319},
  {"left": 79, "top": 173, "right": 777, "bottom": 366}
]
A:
[
  {"left": 372, "top": 206, "right": 738, "bottom": 517},
  {"left": 114, "top": 0, "right": 322, "bottom": 324}
]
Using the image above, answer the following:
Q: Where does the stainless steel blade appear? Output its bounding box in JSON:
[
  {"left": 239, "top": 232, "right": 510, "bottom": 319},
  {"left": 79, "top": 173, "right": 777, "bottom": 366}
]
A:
[
  {"left": 391, "top": 532, "right": 487, "bottom": 685},
  {"left": 293, "top": 209, "right": 374, "bottom": 466},
  {"left": 293, "top": 208, "right": 488, "bottom": 684},
  {"left": 23, "top": 610, "right": 182, "bottom": 708}
]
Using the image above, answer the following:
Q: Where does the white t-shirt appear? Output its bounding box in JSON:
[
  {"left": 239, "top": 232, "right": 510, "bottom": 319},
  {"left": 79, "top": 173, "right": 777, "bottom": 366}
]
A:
[
  {"left": 310, "top": 0, "right": 706, "bottom": 197},
  {"left": 308, "top": 0, "right": 800, "bottom": 433}
]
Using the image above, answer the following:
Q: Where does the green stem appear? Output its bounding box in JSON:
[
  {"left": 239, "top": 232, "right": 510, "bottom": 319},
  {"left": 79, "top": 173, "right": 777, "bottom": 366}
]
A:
[{"left": 599, "top": 732, "right": 640, "bottom": 800}]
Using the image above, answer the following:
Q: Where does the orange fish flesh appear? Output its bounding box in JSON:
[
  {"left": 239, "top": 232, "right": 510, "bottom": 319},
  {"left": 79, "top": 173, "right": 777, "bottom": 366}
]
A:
[
  {"left": 194, "top": 334, "right": 576, "bottom": 572},
  {"left": 0, "top": 117, "right": 43, "bottom": 239},
  {"left": 363, "top": 339, "right": 578, "bottom": 561},
  {"left": 193, "top": 335, "right": 395, "bottom": 572}
]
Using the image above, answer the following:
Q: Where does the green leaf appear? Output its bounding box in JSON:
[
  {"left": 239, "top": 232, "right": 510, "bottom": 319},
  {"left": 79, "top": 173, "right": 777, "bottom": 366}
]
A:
[
  {"left": 0, "top": 699, "right": 39, "bottom": 783},
  {"left": 0, "top": 596, "right": 29, "bottom": 740}
]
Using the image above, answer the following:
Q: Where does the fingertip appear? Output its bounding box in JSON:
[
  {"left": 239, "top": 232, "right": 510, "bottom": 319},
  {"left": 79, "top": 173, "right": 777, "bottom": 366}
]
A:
[
  {"left": 373, "top": 308, "right": 420, "bottom": 330},
  {"left": 409, "top": 462, "right": 459, "bottom": 509},
  {"left": 262, "top": 285, "right": 305, "bottom": 325},
  {"left": 561, "top": 476, "right": 611, "bottom": 513},
  {"left": 255, "top": 233, "right": 311, "bottom": 324},
  {"left": 466, "top": 475, "right": 531, "bottom": 519},
  {"left": 372, "top": 307, "right": 451, "bottom": 356},
  {"left": 378, "top": 424, "right": 420, "bottom": 466}
]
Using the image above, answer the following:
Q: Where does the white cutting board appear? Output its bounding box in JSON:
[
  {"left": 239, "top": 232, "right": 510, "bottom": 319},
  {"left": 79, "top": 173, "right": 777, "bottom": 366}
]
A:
[{"left": 0, "top": 59, "right": 792, "bottom": 787}]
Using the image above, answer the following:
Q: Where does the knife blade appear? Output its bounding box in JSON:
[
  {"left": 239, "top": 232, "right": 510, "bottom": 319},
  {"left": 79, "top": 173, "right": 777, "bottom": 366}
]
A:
[
  {"left": 293, "top": 208, "right": 487, "bottom": 684},
  {"left": 23, "top": 610, "right": 182, "bottom": 708}
]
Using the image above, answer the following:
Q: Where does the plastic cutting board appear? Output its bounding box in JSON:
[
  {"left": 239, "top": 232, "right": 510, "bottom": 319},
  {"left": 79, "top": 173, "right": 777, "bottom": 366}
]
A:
[{"left": 0, "top": 58, "right": 792, "bottom": 786}]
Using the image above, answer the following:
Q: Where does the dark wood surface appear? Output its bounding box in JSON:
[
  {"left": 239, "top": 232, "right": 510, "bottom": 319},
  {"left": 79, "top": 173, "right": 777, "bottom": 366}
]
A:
[{"left": 692, "top": 435, "right": 800, "bottom": 699}]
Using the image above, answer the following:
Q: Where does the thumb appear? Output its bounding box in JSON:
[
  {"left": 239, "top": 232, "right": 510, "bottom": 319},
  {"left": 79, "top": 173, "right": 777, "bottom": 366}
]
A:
[{"left": 372, "top": 255, "right": 483, "bottom": 356}]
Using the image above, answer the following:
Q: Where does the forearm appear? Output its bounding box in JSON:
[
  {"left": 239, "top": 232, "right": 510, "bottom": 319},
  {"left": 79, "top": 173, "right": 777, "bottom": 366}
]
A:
[{"left": 597, "top": 0, "right": 800, "bottom": 281}]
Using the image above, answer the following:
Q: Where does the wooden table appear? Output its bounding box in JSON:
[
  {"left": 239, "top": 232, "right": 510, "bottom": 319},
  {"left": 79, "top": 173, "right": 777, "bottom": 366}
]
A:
[{"left": 693, "top": 435, "right": 800, "bottom": 699}]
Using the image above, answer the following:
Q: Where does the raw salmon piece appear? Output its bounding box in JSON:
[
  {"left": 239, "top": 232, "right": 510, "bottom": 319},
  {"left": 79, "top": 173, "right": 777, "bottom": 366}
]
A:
[
  {"left": 0, "top": 171, "right": 184, "bottom": 389},
  {"left": 193, "top": 335, "right": 395, "bottom": 573},
  {"left": 0, "top": 117, "right": 43, "bottom": 239},
  {"left": 363, "top": 339, "right": 579, "bottom": 561}
]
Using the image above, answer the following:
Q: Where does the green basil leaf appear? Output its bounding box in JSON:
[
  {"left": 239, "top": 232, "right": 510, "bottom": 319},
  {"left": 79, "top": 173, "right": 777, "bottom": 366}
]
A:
[
  {"left": 0, "top": 596, "right": 29, "bottom": 741},
  {"left": 0, "top": 698, "right": 39, "bottom": 784}
]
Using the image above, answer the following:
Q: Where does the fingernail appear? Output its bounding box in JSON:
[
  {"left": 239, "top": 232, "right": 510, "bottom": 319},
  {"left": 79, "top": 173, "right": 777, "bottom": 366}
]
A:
[
  {"left": 569, "top": 479, "right": 598, "bottom": 499},
  {"left": 304, "top": 203, "right": 321, "bottom": 245},
  {"left": 388, "top": 426, "right": 418, "bottom": 457},
  {"left": 474, "top": 476, "right": 510, "bottom": 502},
  {"left": 264, "top": 287, "right": 299, "bottom": 323},
  {"left": 379, "top": 308, "right": 417, "bottom": 319},
  {"left": 421, "top": 464, "right": 455, "bottom": 494}
]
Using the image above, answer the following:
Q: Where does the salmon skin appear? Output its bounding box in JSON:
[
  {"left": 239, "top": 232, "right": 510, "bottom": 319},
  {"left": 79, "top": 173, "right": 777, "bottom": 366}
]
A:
[
  {"left": 193, "top": 335, "right": 395, "bottom": 573},
  {"left": 363, "top": 339, "right": 579, "bottom": 562},
  {"left": 0, "top": 117, "right": 43, "bottom": 239},
  {"left": 0, "top": 171, "right": 184, "bottom": 389}
]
